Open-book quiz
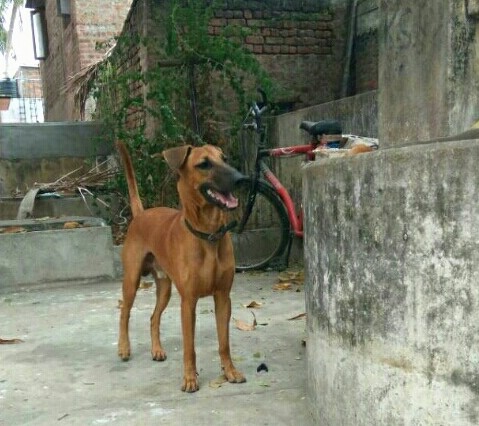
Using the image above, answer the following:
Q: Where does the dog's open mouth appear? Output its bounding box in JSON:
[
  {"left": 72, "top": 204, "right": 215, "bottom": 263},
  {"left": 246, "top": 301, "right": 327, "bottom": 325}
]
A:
[{"left": 201, "top": 186, "right": 239, "bottom": 210}]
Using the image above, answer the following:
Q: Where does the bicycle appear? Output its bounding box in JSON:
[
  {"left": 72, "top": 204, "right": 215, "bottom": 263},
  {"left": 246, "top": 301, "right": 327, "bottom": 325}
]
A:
[{"left": 230, "top": 90, "right": 343, "bottom": 271}]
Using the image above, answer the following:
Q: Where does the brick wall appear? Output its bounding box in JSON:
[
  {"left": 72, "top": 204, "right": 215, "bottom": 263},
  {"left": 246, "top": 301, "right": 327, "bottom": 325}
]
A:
[
  {"left": 36, "top": 0, "right": 377, "bottom": 122},
  {"left": 209, "top": 2, "right": 348, "bottom": 109},
  {"left": 351, "top": 0, "right": 378, "bottom": 94},
  {"left": 39, "top": 0, "right": 132, "bottom": 121},
  {"left": 105, "top": 0, "right": 348, "bottom": 136},
  {"left": 352, "top": 31, "right": 378, "bottom": 93},
  {"left": 115, "top": 0, "right": 148, "bottom": 132}
]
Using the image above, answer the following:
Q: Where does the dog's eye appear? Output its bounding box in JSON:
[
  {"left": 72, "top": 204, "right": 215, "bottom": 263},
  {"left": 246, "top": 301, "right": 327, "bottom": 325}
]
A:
[{"left": 196, "top": 159, "right": 212, "bottom": 170}]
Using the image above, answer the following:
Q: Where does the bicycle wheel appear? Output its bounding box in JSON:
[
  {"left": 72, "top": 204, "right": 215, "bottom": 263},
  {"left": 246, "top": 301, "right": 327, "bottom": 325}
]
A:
[{"left": 229, "top": 178, "right": 291, "bottom": 271}]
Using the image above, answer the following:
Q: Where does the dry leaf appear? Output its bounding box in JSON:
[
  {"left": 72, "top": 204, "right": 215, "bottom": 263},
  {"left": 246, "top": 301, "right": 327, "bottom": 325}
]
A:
[
  {"left": 0, "top": 338, "right": 24, "bottom": 344},
  {"left": 288, "top": 312, "right": 306, "bottom": 321},
  {"left": 139, "top": 280, "right": 153, "bottom": 289},
  {"left": 272, "top": 282, "right": 292, "bottom": 291},
  {"left": 63, "top": 221, "right": 81, "bottom": 229},
  {"left": 243, "top": 301, "right": 262, "bottom": 309},
  {"left": 278, "top": 270, "right": 304, "bottom": 284},
  {"left": 209, "top": 375, "right": 227, "bottom": 388},
  {"left": 234, "top": 311, "right": 257, "bottom": 331},
  {"left": 0, "top": 226, "right": 27, "bottom": 234}
]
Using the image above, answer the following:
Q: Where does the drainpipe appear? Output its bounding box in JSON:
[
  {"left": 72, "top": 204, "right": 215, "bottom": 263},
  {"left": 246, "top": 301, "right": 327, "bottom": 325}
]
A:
[{"left": 340, "top": 0, "right": 359, "bottom": 98}]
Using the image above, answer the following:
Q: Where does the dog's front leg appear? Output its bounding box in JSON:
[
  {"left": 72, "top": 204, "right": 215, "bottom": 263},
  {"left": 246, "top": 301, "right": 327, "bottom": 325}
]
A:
[
  {"left": 214, "top": 291, "right": 246, "bottom": 384},
  {"left": 180, "top": 296, "right": 199, "bottom": 392}
]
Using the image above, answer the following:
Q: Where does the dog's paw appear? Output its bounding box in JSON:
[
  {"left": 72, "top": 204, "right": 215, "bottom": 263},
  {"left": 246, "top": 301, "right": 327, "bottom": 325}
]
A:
[
  {"left": 224, "top": 368, "right": 246, "bottom": 384},
  {"left": 181, "top": 375, "right": 200, "bottom": 393},
  {"left": 151, "top": 347, "right": 167, "bottom": 361},
  {"left": 118, "top": 342, "right": 131, "bottom": 361}
]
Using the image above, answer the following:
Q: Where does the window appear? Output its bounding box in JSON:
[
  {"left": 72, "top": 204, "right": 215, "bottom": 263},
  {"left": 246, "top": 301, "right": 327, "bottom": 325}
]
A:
[{"left": 31, "top": 8, "right": 49, "bottom": 60}]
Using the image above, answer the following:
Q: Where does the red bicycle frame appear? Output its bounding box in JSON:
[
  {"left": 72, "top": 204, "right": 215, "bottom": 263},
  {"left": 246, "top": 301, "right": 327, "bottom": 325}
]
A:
[{"left": 258, "top": 142, "right": 317, "bottom": 238}]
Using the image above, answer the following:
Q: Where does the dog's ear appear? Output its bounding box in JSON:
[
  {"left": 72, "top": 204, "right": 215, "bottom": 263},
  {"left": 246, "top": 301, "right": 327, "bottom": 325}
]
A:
[{"left": 162, "top": 145, "right": 192, "bottom": 172}]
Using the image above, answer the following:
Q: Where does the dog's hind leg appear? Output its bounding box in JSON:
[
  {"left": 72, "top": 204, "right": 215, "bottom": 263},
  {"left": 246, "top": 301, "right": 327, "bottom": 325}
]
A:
[
  {"left": 118, "top": 254, "right": 142, "bottom": 361},
  {"left": 150, "top": 273, "right": 172, "bottom": 361}
]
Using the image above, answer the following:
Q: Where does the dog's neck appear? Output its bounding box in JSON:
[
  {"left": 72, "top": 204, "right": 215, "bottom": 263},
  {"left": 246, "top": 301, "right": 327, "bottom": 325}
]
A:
[{"left": 180, "top": 194, "right": 237, "bottom": 243}]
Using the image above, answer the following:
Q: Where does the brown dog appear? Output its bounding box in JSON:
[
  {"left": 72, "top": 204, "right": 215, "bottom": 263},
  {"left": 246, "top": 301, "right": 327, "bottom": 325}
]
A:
[{"left": 116, "top": 141, "right": 246, "bottom": 392}]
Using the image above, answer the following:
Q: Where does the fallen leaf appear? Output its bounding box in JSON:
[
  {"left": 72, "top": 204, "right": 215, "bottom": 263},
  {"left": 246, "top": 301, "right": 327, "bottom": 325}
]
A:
[
  {"left": 234, "top": 311, "right": 257, "bottom": 331},
  {"left": 63, "top": 221, "right": 81, "bottom": 229},
  {"left": 0, "top": 226, "right": 27, "bottom": 234},
  {"left": 253, "top": 352, "right": 261, "bottom": 358},
  {"left": 0, "top": 338, "right": 24, "bottom": 344},
  {"left": 288, "top": 312, "right": 306, "bottom": 320},
  {"left": 209, "top": 375, "right": 227, "bottom": 388},
  {"left": 139, "top": 280, "right": 153, "bottom": 289},
  {"left": 243, "top": 300, "right": 262, "bottom": 309},
  {"left": 278, "top": 269, "right": 304, "bottom": 284},
  {"left": 272, "top": 282, "right": 292, "bottom": 291}
]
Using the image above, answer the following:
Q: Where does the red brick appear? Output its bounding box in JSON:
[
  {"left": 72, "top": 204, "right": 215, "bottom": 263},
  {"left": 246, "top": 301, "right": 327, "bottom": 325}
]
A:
[
  {"left": 245, "top": 35, "right": 264, "bottom": 44},
  {"left": 265, "top": 36, "right": 283, "bottom": 45}
]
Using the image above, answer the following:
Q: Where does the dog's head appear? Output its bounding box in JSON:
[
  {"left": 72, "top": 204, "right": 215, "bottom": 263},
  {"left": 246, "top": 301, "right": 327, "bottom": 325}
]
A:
[{"left": 163, "top": 144, "right": 245, "bottom": 211}]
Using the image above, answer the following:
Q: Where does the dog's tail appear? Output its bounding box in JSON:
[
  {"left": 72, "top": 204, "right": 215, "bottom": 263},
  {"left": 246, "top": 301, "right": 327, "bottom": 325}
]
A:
[{"left": 115, "top": 141, "right": 144, "bottom": 217}]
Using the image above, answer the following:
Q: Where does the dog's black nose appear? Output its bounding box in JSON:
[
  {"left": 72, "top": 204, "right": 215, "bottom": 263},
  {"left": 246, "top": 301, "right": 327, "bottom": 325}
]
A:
[{"left": 215, "top": 164, "right": 246, "bottom": 193}]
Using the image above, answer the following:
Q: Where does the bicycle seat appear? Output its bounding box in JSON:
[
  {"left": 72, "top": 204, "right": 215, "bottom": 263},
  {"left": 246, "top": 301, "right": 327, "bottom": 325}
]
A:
[{"left": 299, "top": 120, "right": 342, "bottom": 137}]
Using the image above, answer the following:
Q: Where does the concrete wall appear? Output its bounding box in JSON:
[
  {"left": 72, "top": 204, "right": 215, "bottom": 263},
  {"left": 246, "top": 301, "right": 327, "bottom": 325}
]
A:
[
  {"left": 0, "top": 122, "right": 111, "bottom": 196},
  {"left": 0, "top": 218, "right": 115, "bottom": 285},
  {"left": 302, "top": 0, "right": 479, "bottom": 423},
  {"left": 379, "top": 0, "right": 479, "bottom": 145},
  {"left": 302, "top": 139, "right": 479, "bottom": 425}
]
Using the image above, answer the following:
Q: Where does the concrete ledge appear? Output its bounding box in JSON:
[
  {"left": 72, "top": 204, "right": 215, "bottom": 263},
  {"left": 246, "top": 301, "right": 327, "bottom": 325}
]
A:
[
  {"left": 0, "top": 217, "right": 115, "bottom": 286},
  {"left": 0, "top": 122, "right": 112, "bottom": 159},
  {"left": 302, "top": 139, "right": 479, "bottom": 424}
]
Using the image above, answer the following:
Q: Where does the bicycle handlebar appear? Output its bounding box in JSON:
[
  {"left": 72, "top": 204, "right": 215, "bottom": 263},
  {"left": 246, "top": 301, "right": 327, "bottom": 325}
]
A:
[{"left": 244, "top": 88, "right": 268, "bottom": 134}]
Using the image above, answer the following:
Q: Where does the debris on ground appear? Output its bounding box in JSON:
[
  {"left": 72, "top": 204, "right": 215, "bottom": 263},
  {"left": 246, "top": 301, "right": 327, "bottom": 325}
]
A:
[
  {"left": 0, "top": 337, "right": 24, "bottom": 344},
  {"left": 233, "top": 311, "right": 257, "bottom": 331},
  {"left": 273, "top": 268, "right": 304, "bottom": 292},
  {"left": 288, "top": 312, "right": 306, "bottom": 321},
  {"left": 242, "top": 300, "right": 262, "bottom": 309}
]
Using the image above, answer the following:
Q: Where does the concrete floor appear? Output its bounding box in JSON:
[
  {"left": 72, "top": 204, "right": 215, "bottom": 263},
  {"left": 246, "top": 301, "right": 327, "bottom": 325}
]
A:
[{"left": 0, "top": 271, "right": 312, "bottom": 426}]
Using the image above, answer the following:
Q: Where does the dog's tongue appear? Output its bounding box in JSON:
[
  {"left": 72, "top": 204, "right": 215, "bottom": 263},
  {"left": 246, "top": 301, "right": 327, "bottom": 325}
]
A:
[{"left": 217, "top": 192, "right": 238, "bottom": 209}]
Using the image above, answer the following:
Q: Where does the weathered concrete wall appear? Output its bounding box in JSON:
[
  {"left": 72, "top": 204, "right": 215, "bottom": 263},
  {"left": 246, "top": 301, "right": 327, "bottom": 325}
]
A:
[
  {"left": 0, "top": 122, "right": 111, "bottom": 196},
  {"left": 303, "top": 140, "right": 479, "bottom": 425},
  {"left": 0, "top": 218, "right": 115, "bottom": 285},
  {"left": 302, "top": 1, "right": 479, "bottom": 422},
  {"left": 379, "top": 0, "right": 479, "bottom": 145}
]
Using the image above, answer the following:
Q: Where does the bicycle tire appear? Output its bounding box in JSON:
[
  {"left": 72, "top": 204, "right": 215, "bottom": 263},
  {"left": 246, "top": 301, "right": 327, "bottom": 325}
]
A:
[{"left": 229, "top": 178, "right": 291, "bottom": 271}]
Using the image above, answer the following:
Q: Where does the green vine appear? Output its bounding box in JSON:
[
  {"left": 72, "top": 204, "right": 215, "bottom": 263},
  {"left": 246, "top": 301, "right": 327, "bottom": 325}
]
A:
[{"left": 93, "top": 0, "right": 276, "bottom": 211}]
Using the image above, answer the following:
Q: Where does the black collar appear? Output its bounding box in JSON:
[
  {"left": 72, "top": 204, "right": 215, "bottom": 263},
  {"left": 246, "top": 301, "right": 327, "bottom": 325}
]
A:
[{"left": 184, "top": 219, "right": 237, "bottom": 243}]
